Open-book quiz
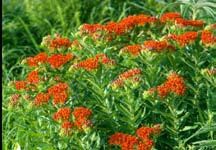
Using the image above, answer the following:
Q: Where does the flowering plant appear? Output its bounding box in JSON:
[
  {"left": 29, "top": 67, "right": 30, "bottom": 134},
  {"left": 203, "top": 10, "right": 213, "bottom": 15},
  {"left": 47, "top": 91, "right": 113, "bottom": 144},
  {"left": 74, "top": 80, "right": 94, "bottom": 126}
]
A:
[{"left": 4, "top": 11, "right": 216, "bottom": 150}]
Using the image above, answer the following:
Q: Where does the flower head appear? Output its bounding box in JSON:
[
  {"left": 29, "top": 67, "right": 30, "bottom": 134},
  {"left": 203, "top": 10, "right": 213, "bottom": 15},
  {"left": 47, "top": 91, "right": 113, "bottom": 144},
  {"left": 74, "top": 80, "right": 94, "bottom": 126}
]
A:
[
  {"left": 47, "top": 53, "right": 73, "bottom": 69},
  {"left": 75, "top": 57, "right": 98, "bottom": 70},
  {"left": 137, "top": 140, "right": 154, "bottom": 150},
  {"left": 112, "top": 68, "right": 142, "bottom": 88},
  {"left": 156, "top": 84, "right": 170, "bottom": 98},
  {"left": 53, "top": 107, "right": 72, "bottom": 122},
  {"left": 143, "top": 40, "right": 173, "bottom": 52},
  {"left": 42, "top": 34, "right": 72, "bottom": 50},
  {"left": 119, "top": 68, "right": 141, "bottom": 80},
  {"left": 48, "top": 83, "right": 69, "bottom": 95},
  {"left": 26, "top": 70, "right": 40, "bottom": 84},
  {"left": 168, "top": 31, "right": 198, "bottom": 46},
  {"left": 74, "top": 54, "right": 114, "bottom": 71},
  {"left": 136, "top": 126, "right": 161, "bottom": 140},
  {"left": 109, "top": 133, "right": 138, "bottom": 150},
  {"left": 175, "top": 18, "right": 204, "bottom": 27},
  {"left": 61, "top": 121, "right": 74, "bottom": 135},
  {"left": 48, "top": 82, "right": 69, "bottom": 105},
  {"left": 136, "top": 125, "right": 161, "bottom": 150},
  {"left": 201, "top": 30, "right": 216, "bottom": 46},
  {"left": 80, "top": 14, "right": 156, "bottom": 37},
  {"left": 160, "top": 12, "right": 182, "bottom": 23},
  {"left": 50, "top": 36, "right": 71, "bottom": 49},
  {"left": 95, "top": 53, "right": 115, "bottom": 65},
  {"left": 72, "top": 107, "right": 92, "bottom": 129},
  {"left": 26, "top": 52, "right": 48, "bottom": 67},
  {"left": 165, "top": 73, "right": 186, "bottom": 95},
  {"left": 14, "top": 81, "right": 27, "bottom": 90},
  {"left": 109, "top": 125, "right": 161, "bottom": 150},
  {"left": 149, "top": 73, "right": 186, "bottom": 98},
  {"left": 105, "top": 21, "right": 126, "bottom": 35},
  {"left": 33, "top": 93, "right": 50, "bottom": 106},
  {"left": 53, "top": 90, "right": 68, "bottom": 104},
  {"left": 72, "top": 107, "right": 92, "bottom": 119},
  {"left": 81, "top": 24, "right": 104, "bottom": 34},
  {"left": 121, "top": 45, "right": 142, "bottom": 56}
]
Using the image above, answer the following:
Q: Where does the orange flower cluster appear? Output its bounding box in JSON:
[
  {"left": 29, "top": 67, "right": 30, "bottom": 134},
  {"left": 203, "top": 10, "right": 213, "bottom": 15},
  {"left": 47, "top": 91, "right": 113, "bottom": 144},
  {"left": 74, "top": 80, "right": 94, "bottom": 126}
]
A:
[
  {"left": 81, "top": 23, "right": 104, "bottom": 34},
  {"left": 125, "top": 14, "right": 157, "bottom": 26},
  {"left": 95, "top": 53, "right": 115, "bottom": 64},
  {"left": 14, "top": 81, "right": 27, "bottom": 90},
  {"left": 168, "top": 31, "right": 198, "bottom": 46},
  {"left": 150, "top": 73, "right": 186, "bottom": 98},
  {"left": 53, "top": 106, "right": 92, "bottom": 135},
  {"left": 42, "top": 34, "right": 72, "bottom": 50},
  {"left": 14, "top": 70, "right": 41, "bottom": 91},
  {"left": 160, "top": 12, "right": 182, "bottom": 23},
  {"left": 26, "top": 52, "right": 73, "bottom": 69},
  {"left": 143, "top": 40, "right": 174, "bottom": 52},
  {"left": 109, "top": 125, "right": 161, "bottom": 150},
  {"left": 166, "top": 73, "right": 186, "bottom": 95},
  {"left": 75, "top": 57, "right": 98, "bottom": 70},
  {"left": 81, "top": 12, "right": 204, "bottom": 39},
  {"left": 72, "top": 107, "right": 92, "bottom": 129},
  {"left": 136, "top": 125, "right": 161, "bottom": 150},
  {"left": 53, "top": 107, "right": 72, "bottom": 121},
  {"left": 47, "top": 53, "right": 73, "bottom": 68},
  {"left": 74, "top": 53, "right": 114, "bottom": 71},
  {"left": 156, "top": 84, "right": 170, "bottom": 98},
  {"left": 33, "top": 92, "right": 50, "bottom": 106},
  {"left": 160, "top": 12, "right": 204, "bottom": 27},
  {"left": 109, "top": 133, "right": 138, "bottom": 150},
  {"left": 201, "top": 30, "right": 216, "bottom": 45},
  {"left": 121, "top": 45, "right": 143, "bottom": 56},
  {"left": 112, "top": 68, "right": 142, "bottom": 87},
  {"left": 176, "top": 18, "right": 204, "bottom": 27},
  {"left": 50, "top": 36, "right": 72, "bottom": 50},
  {"left": 81, "top": 14, "right": 157, "bottom": 36},
  {"left": 61, "top": 121, "right": 74, "bottom": 135},
  {"left": 48, "top": 82, "right": 69, "bottom": 104},
  {"left": 105, "top": 15, "right": 157, "bottom": 35},
  {"left": 105, "top": 21, "right": 127, "bottom": 35},
  {"left": 26, "top": 70, "right": 40, "bottom": 84},
  {"left": 118, "top": 68, "right": 142, "bottom": 79},
  {"left": 27, "top": 52, "right": 48, "bottom": 67}
]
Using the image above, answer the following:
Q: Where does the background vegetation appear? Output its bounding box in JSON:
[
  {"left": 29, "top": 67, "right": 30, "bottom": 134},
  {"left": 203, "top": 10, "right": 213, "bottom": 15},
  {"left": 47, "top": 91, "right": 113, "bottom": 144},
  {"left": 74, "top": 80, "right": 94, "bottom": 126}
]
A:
[
  {"left": 3, "top": 0, "right": 176, "bottom": 79},
  {"left": 3, "top": 0, "right": 216, "bottom": 79}
]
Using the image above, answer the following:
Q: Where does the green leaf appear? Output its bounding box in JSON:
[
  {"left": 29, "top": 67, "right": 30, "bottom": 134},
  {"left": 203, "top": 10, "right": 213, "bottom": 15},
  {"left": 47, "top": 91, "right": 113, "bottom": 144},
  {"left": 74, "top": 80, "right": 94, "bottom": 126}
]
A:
[
  {"left": 185, "top": 125, "right": 216, "bottom": 143},
  {"left": 192, "top": 140, "right": 216, "bottom": 148}
]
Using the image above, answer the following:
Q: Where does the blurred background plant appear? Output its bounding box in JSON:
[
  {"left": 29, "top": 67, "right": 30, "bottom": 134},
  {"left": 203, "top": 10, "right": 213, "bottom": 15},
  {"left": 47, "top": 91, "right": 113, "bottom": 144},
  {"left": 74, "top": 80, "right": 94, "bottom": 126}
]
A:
[{"left": 160, "top": 0, "right": 216, "bottom": 20}]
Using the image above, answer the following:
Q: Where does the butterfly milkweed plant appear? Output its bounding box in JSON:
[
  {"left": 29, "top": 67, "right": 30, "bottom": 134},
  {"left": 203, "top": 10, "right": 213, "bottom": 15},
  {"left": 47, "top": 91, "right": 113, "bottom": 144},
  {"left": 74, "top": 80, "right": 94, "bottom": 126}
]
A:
[{"left": 3, "top": 11, "right": 216, "bottom": 150}]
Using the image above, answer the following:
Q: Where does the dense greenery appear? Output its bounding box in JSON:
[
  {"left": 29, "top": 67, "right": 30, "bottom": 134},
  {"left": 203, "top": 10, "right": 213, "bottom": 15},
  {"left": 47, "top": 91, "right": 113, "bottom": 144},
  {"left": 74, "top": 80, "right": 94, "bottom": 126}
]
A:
[{"left": 2, "top": 0, "right": 216, "bottom": 150}]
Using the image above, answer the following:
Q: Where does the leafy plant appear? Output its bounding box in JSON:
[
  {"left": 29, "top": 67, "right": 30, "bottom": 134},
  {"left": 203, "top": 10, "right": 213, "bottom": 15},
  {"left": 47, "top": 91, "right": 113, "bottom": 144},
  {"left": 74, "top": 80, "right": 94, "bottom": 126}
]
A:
[{"left": 3, "top": 1, "right": 216, "bottom": 150}]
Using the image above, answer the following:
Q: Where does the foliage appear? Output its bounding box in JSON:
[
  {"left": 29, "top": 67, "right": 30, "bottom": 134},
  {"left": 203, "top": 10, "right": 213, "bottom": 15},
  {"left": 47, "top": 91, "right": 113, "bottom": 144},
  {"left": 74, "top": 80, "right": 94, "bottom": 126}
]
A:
[{"left": 2, "top": 0, "right": 216, "bottom": 150}]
